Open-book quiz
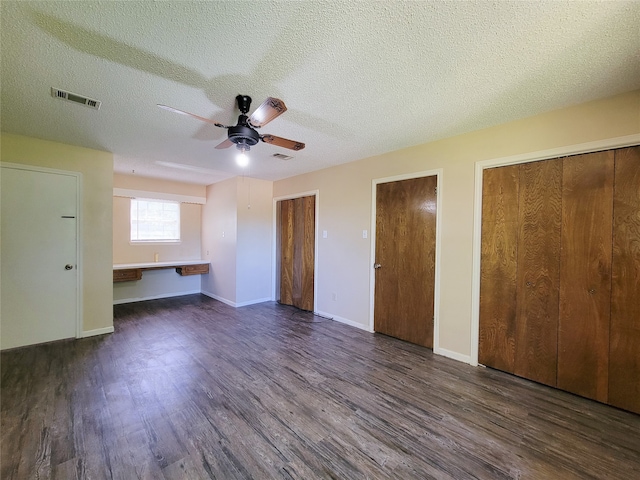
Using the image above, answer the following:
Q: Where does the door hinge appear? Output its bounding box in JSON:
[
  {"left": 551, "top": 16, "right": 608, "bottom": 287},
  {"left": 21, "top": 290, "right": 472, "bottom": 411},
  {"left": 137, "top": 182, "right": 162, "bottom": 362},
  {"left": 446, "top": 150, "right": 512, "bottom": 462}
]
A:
[{"left": 434, "top": 187, "right": 437, "bottom": 195}]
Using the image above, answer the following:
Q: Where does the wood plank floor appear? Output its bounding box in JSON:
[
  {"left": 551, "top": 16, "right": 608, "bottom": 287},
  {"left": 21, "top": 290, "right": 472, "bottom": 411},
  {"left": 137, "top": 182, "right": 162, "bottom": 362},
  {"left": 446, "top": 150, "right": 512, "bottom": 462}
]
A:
[{"left": 2, "top": 294, "right": 639, "bottom": 479}]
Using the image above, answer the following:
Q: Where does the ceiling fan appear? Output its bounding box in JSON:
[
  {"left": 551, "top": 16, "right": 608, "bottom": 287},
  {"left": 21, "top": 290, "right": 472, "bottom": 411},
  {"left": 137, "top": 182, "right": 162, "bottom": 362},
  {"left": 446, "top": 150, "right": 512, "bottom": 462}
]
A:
[{"left": 158, "top": 95, "right": 305, "bottom": 154}]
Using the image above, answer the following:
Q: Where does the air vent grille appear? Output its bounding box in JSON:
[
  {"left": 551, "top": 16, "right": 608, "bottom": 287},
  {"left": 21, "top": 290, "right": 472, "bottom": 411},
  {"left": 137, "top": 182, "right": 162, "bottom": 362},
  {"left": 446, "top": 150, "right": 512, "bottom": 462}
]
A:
[
  {"left": 272, "top": 153, "right": 293, "bottom": 160},
  {"left": 51, "top": 87, "right": 101, "bottom": 110}
]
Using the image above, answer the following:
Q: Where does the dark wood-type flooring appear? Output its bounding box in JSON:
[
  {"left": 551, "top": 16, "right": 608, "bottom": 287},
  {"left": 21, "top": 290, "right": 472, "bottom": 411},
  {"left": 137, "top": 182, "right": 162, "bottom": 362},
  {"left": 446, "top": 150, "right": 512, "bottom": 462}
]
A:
[{"left": 2, "top": 295, "right": 639, "bottom": 479}]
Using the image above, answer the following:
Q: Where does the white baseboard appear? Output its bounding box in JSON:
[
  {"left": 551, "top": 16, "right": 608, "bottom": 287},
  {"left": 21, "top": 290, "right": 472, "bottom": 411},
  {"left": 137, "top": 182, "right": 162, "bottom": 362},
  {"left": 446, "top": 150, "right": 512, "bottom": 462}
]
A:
[
  {"left": 434, "top": 347, "right": 471, "bottom": 365},
  {"left": 113, "top": 290, "right": 201, "bottom": 305},
  {"left": 236, "top": 297, "right": 272, "bottom": 307},
  {"left": 81, "top": 326, "right": 115, "bottom": 338},
  {"left": 201, "top": 290, "right": 235, "bottom": 306},
  {"left": 201, "top": 291, "right": 271, "bottom": 308},
  {"left": 314, "top": 310, "right": 372, "bottom": 332}
]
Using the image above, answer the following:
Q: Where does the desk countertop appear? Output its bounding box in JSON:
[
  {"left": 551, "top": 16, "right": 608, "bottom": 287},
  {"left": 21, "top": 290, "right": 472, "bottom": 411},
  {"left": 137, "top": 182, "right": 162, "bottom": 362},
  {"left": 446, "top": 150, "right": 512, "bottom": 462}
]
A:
[{"left": 113, "top": 260, "right": 209, "bottom": 270}]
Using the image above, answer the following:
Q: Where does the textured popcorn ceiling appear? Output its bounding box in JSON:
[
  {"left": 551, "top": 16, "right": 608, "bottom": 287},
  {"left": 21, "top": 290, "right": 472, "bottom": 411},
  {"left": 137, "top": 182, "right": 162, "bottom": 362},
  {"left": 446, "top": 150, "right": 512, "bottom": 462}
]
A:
[{"left": 1, "top": 1, "right": 639, "bottom": 185}]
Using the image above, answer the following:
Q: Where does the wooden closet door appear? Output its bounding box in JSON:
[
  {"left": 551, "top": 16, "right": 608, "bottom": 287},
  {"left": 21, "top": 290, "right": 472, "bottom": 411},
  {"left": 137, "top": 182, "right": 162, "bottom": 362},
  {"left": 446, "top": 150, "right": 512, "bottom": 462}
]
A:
[
  {"left": 279, "top": 196, "right": 315, "bottom": 311},
  {"left": 293, "top": 196, "right": 315, "bottom": 311},
  {"left": 514, "top": 159, "right": 562, "bottom": 387},
  {"left": 609, "top": 146, "right": 640, "bottom": 414},
  {"left": 279, "top": 199, "right": 295, "bottom": 306},
  {"left": 558, "top": 151, "right": 614, "bottom": 403},
  {"left": 479, "top": 165, "right": 519, "bottom": 372}
]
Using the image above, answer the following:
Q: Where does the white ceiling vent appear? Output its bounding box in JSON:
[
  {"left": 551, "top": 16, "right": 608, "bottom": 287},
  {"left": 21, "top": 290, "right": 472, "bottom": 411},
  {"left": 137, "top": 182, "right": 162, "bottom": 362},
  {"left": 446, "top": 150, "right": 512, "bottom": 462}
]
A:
[
  {"left": 272, "top": 153, "right": 293, "bottom": 160},
  {"left": 51, "top": 87, "right": 101, "bottom": 110}
]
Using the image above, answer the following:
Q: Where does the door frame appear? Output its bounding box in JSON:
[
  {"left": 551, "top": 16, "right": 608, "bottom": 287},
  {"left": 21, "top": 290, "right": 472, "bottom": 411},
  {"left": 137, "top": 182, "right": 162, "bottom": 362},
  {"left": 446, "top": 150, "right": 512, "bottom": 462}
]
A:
[
  {"left": 272, "top": 190, "right": 320, "bottom": 313},
  {"left": 370, "top": 169, "right": 443, "bottom": 350},
  {"left": 1, "top": 162, "right": 83, "bottom": 340},
  {"left": 470, "top": 133, "right": 640, "bottom": 366}
]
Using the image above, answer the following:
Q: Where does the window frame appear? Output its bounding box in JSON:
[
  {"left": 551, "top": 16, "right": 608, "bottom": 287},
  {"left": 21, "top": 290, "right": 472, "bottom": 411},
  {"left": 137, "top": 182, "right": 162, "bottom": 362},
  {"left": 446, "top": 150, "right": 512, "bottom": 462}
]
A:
[{"left": 130, "top": 197, "right": 181, "bottom": 244}]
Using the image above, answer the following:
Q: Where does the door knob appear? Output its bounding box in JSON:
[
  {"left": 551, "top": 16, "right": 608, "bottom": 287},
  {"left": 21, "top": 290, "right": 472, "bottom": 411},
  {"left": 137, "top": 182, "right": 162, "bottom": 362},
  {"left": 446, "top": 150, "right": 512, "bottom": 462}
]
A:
[
  {"left": 65, "top": 264, "right": 73, "bottom": 270},
  {"left": 374, "top": 263, "right": 382, "bottom": 269}
]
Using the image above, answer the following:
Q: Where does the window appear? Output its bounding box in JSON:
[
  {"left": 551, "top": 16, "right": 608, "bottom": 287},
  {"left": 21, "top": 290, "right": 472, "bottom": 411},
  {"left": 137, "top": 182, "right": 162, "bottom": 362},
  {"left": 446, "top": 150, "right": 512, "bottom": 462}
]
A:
[{"left": 130, "top": 198, "right": 180, "bottom": 242}]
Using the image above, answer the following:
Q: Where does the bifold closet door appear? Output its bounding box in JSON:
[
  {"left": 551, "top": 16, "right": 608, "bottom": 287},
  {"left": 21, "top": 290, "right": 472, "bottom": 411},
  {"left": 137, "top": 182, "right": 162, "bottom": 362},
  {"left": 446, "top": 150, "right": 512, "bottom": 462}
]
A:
[
  {"left": 479, "top": 160, "right": 562, "bottom": 385},
  {"left": 609, "top": 146, "right": 640, "bottom": 414},
  {"left": 480, "top": 147, "right": 639, "bottom": 412},
  {"left": 558, "top": 151, "right": 614, "bottom": 403},
  {"left": 280, "top": 199, "right": 295, "bottom": 306},
  {"left": 279, "top": 196, "right": 315, "bottom": 311},
  {"left": 479, "top": 165, "right": 519, "bottom": 372},
  {"left": 513, "top": 159, "right": 562, "bottom": 387}
]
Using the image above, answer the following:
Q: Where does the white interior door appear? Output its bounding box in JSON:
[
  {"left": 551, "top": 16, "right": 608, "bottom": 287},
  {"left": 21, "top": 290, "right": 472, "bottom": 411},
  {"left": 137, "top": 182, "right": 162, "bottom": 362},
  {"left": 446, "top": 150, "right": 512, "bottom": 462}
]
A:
[{"left": 1, "top": 166, "right": 79, "bottom": 350}]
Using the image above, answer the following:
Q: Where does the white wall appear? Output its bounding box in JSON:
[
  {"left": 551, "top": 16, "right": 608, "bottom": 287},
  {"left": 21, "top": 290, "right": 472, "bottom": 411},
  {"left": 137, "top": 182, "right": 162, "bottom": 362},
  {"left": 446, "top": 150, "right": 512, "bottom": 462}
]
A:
[
  {"left": 201, "top": 177, "right": 239, "bottom": 304},
  {"left": 113, "top": 269, "right": 201, "bottom": 304},
  {"left": 236, "top": 177, "right": 273, "bottom": 305},
  {"left": 201, "top": 176, "right": 273, "bottom": 306}
]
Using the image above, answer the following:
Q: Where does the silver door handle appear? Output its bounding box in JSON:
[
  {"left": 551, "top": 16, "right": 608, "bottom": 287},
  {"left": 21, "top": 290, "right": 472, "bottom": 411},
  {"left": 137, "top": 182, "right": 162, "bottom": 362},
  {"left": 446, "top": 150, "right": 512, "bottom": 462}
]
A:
[
  {"left": 374, "top": 263, "right": 382, "bottom": 269},
  {"left": 65, "top": 264, "right": 73, "bottom": 270}
]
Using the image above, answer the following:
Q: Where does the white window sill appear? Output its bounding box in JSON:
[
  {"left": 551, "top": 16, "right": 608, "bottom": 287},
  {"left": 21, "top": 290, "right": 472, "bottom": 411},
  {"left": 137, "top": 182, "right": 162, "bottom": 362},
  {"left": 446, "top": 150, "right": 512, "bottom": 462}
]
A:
[{"left": 129, "top": 241, "right": 182, "bottom": 246}]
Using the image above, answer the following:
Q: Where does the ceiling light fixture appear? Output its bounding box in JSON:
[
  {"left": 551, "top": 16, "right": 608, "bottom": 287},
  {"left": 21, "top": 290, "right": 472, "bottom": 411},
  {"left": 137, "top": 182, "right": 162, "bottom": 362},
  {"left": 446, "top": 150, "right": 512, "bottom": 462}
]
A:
[{"left": 236, "top": 145, "right": 249, "bottom": 167}]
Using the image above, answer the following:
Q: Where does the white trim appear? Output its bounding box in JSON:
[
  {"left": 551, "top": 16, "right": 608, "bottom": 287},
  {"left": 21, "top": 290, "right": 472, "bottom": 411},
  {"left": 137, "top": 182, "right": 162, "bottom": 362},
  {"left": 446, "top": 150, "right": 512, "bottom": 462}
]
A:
[
  {"left": 1, "top": 162, "right": 84, "bottom": 341},
  {"left": 200, "top": 291, "right": 271, "bottom": 308},
  {"left": 271, "top": 190, "right": 320, "bottom": 313},
  {"left": 437, "top": 347, "right": 472, "bottom": 365},
  {"left": 113, "top": 187, "right": 205, "bottom": 204},
  {"left": 113, "top": 289, "right": 202, "bottom": 305},
  {"left": 369, "top": 169, "right": 443, "bottom": 351},
  {"left": 470, "top": 134, "right": 640, "bottom": 366},
  {"left": 236, "top": 297, "right": 272, "bottom": 307},
  {"left": 81, "top": 326, "right": 114, "bottom": 338},
  {"left": 315, "top": 310, "right": 372, "bottom": 332},
  {"left": 201, "top": 291, "right": 236, "bottom": 306}
]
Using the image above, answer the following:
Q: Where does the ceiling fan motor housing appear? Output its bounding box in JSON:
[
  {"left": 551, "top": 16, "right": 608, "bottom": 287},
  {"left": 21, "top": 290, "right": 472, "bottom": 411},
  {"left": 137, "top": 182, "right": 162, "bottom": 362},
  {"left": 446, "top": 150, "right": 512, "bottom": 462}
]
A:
[{"left": 228, "top": 114, "right": 259, "bottom": 149}]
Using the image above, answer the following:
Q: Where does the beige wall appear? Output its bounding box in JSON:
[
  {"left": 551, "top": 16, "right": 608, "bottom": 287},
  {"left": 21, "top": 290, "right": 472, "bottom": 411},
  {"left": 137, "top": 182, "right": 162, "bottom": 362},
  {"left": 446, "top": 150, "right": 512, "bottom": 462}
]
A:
[
  {"left": 113, "top": 173, "right": 206, "bottom": 197},
  {"left": 236, "top": 177, "right": 273, "bottom": 304},
  {"left": 201, "top": 176, "right": 273, "bottom": 306},
  {"left": 273, "top": 90, "right": 640, "bottom": 360},
  {"left": 201, "top": 177, "right": 239, "bottom": 303},
  {"left": 113, "top": 174, "right": 204, "bottom": 264},
  {"left": 1, "top": 133, "right": 114, "bottom": 333}
]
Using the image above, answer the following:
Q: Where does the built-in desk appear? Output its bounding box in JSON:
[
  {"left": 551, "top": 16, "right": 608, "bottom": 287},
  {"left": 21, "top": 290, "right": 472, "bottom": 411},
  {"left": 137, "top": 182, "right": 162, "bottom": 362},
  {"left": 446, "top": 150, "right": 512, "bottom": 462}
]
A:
[{"left": 113, "top": 260, "right": 209, "bottom": 283}]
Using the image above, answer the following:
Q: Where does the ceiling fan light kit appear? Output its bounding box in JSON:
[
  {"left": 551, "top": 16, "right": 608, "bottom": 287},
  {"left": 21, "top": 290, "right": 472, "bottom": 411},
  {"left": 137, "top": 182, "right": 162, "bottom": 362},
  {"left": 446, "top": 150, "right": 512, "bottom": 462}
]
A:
[{"left": 158, "top": 94, "right": 305, "bottom": 167}]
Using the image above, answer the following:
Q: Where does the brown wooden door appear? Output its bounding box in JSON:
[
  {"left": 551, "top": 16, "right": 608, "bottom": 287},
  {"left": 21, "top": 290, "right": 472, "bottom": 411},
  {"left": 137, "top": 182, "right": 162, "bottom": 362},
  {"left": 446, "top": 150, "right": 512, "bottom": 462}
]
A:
[
  {"left": 279, "top": 196, "right": 315, "bottom": 311},
  {"left": 479, "top": 161, "right": 563, "bottom": 385},
  {"left": 374, "top": 176, "right": 437, "bottom": 348},
  {"left": 558, "top": 151, "right": 614, "bottom": 403},
  {"left": 513, "top": 159, "right": 562, "bottom": 387},
  {"left": 479, "top": 165, "right": 520, "bottom": 372},
  {"left": 609, "top": 145, "right": 640, "bottom": 414}
]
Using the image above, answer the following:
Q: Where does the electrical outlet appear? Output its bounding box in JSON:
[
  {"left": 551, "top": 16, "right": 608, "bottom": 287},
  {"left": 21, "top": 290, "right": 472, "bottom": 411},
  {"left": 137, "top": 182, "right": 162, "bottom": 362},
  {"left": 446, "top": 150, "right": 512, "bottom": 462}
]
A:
[{"left": 332, "top": 292, "right": 337, "bottom": 301}]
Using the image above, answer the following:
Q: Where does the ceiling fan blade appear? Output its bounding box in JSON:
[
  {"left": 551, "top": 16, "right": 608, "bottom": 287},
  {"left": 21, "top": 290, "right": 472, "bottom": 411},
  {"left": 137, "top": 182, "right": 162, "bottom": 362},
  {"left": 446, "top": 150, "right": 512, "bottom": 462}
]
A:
[
  {"left": 157, "top": 104, "right": 226, "bottom": 127},
  {"left": 248, "top": 97, "right": 287, "bottom": 128},
  {"left": 215, "top": 138, "right": 234, "bottom": 149},
  {"left": 261, "top": 134, "right": 305, "bottom": 151}
]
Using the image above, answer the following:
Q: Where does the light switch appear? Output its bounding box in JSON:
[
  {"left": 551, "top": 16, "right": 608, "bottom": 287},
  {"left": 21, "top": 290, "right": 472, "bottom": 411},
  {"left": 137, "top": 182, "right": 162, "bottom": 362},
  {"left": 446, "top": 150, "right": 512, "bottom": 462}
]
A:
[
  {"left": 362, "top": 230, "right": 368, "bottom": 239},
  {"left": 323, "top": 230, "right": 328, "bottom": 238}
]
